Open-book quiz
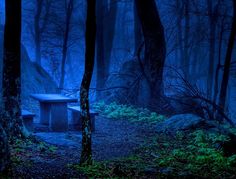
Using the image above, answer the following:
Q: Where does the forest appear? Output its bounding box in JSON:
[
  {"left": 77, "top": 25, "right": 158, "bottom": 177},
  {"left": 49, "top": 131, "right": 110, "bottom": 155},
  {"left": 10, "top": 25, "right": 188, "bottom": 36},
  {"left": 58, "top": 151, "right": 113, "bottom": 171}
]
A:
[{"left": 0, "top": 0, "right": 236, "bottom": 178}]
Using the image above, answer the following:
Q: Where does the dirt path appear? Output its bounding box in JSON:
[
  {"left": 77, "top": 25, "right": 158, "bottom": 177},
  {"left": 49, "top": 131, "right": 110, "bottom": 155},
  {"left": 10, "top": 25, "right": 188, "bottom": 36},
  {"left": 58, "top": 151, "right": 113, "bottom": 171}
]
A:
[{"left": 11, "top": 116, "right": 156, "bottom": 178}]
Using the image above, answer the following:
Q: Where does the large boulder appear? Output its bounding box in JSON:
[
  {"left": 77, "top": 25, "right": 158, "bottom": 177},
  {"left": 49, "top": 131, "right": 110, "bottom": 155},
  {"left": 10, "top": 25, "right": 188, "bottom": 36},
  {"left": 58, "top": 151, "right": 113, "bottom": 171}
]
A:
[{"left": 156, "top": 114, "right": 213, "bottom": 134}]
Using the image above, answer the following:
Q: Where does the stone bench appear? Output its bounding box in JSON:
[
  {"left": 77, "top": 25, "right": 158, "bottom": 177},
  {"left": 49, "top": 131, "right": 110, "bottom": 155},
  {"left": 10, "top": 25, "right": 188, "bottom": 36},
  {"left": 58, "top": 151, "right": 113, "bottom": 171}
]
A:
[
  {"left": 22, "top": 110, "right": 35, "bottom": 132},
  {"left": 68, "top": 106, "right": 98, "bottom": 131}
]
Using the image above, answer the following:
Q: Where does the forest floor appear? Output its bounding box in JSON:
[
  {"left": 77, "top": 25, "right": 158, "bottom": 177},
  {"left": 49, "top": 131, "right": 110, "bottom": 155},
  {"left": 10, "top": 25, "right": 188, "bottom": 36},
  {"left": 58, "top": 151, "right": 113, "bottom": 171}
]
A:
[
  {"left": 3, "top": 102, "right": 236, "bottom": 178},
  {"left": 7, "top": 116, "right": 157, "bottom": 178}
]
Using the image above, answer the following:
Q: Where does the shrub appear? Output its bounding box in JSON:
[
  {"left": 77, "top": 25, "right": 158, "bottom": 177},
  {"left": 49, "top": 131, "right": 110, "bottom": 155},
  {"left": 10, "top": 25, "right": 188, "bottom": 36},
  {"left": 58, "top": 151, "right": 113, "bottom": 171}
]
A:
[{"left": 92, "top": 101, "right": 166, "bottom": 123}]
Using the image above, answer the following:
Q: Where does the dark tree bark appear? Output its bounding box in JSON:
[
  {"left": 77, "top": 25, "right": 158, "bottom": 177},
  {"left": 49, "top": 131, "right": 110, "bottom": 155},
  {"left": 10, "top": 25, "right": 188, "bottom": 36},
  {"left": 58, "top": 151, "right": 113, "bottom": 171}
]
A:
[
  {"left": 207, "top": 0, "right": 217, "bottom": 99},
  {"left": 133, "top": 1, "right": 142, "bottom": 54},
  {"left": 218, "top": 0, "right": 236, "bottom": 111},
  {"left": 0, "top": 125, "right": 9, "bottom": 172},
  {"left": 80, "top": 0, "right": 96, "bottom": 165},
  {"left": 96, "top": 0, "right": 117, "bottom": 98},
  {"left": 176, "top": 0, "right": 184, "bottom": 67},
  {"left": 135, "top": 0, "right": 166, "bottom": 107},
  {"left": 213, "top": 18, "right": 224, "bottom": 104},
  {"left": 2, "top": 0, "right": 23, "bottom": 139},
  {"left": 59, "top": 0, "right": 74, "bottom": 90},
  {"left": 183, "top": 0, "right": 190, "bottom": 80}
]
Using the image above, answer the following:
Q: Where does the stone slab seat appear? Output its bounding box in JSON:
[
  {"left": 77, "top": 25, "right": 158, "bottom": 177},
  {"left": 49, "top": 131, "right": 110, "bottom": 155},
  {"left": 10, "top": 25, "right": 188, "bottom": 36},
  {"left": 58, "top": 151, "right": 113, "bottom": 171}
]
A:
[
  {"left": 22, "top": 109, "right": 35, "bottom": 132},
  {"left": 68, "top": 106, "right": 98, "bottom": 132}
]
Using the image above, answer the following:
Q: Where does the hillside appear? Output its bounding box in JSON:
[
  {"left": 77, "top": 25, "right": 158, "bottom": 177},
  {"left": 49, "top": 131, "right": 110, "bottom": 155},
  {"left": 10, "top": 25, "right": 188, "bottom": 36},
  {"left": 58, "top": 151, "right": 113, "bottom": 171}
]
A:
[{"left": 0, "top": 26, "right": 58, "bottom": 113}]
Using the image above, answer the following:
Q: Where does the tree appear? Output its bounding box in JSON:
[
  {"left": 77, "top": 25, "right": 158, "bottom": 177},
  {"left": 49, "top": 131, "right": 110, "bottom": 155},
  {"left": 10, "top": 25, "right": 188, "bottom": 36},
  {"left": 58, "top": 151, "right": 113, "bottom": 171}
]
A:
[
  {"left": 176, "top": 0, "right": 184, "bottom": 67},
  {"left": 207, "top": 0, "right": 218, "bottom": 99},
  {"left": 183, "top": 0, "right": 190, "bottom": 80},
  {"left": 135, "top": 0, "right": 166, "bottom": 108},
  {"left": 133, "top": 1, "right": 142, "bottom": 53},
  {"left": 1, "top": 0, "right": 23, "bottom": 172},
  {"left": 80, "top": 0, "right": 96, "bottom": 165},
  {"left": 218, "top": 0, "right": 236, "bottom": 111},
  {"left": 34, "top": 0, "right": 51, "bottom": 66},
  {"left": 0, "top": 125, "right": 9, "bottom": 172},
  {"left": 96, "top": 0, "right": 117, "bottom": 98},
  {"left": 2, "top": 0, "right": 23, "bottom": 138},
  {"left": 59, "top": 0, "right": 74, "bottom": 90}
]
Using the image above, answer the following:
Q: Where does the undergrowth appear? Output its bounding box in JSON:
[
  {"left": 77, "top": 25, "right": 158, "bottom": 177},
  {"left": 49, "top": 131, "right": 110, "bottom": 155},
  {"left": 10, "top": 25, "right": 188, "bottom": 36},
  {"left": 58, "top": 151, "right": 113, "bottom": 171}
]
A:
[
  {"left": 10, "top": 136, "right": 57, "bottom": 167},
  {"left": 71, "top": 130, "right": 236, "bottom": 178},
  {"left": 92, "top": 101, "right": 166, "bottom": 124}
]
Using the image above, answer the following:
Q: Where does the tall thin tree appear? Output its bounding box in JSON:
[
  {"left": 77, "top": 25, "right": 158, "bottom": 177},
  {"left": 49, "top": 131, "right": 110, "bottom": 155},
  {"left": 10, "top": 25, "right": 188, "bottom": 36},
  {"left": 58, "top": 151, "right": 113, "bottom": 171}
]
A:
[
  {"left": 207, "top": 0, "right": 217, "bottom": 99},
  {"left": 96, "top": 0, "right": 117, "bottom": 98},
  {"left": 34, "top": 0, "right": 51, "bottom": 66},
  {"left": 183, "top": 0, "right": 190, "bottom": 80},
  {"left": 59, "top": 0, "right": 74, "bottom": 90},
  {"left": 218, "top": 0, "right": 236, "bottom": 111},
  {"left": 80, "top": 0, "right": 96, "bottom": 165},
  {"left": 134, "top": 0, "right": 142, "bottom": 53}
]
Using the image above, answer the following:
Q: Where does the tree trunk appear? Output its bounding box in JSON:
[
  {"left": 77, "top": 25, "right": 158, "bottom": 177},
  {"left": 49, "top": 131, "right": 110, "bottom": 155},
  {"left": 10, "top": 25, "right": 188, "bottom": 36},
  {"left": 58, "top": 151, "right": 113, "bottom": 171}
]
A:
[
  {"left": 213, "top": 19, "right": 224, "bottom": 104},
  {"left": 2, "top": 0, "right": 23, "bottom": 139},
  {"left": 59, "top": 0, "right": 74, "bottom": 90},
  {"left": 183, "top": 0, "right": 190, "bottom": 80},
  {"left": 218, "top": 0, "right": 236, "bottom": 111},
  {"left": 176, "top": 0, "right": 184, "bottom": 67},
  {"left": 133, "top": 1, "right": 142, "bottom": 54},
  {"left": 96, "top": 0, "right": 117, "bottom": 98},
  {"left": 34, "top": 0, "right": 43, "bottom": 66},
  {"left": 135, "top": 0, "right": 166, "bottom": 107},
  {"left": 0, "top": 124, "right": 9, "bottom": 172},
  {"left": 207, "top": 0, "right": 217, "bottom": 99},
  {"left": 80, "top": 0, "right": 96, "bottom": 165}
]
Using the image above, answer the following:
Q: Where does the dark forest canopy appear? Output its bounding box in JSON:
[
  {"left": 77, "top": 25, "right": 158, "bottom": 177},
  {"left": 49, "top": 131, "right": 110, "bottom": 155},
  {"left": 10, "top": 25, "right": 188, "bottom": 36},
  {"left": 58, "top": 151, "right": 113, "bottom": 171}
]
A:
[{"left": 0, "top": 0, "right": 236, "bottom": 178}]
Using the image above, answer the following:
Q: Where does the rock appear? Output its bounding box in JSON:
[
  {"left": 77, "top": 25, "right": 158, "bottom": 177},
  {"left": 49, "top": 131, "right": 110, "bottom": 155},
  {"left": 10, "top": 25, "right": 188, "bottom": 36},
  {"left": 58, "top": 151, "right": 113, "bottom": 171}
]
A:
[
  {"left": 144, "top": 167, "right": 158, "bottom": 175},
  {"left": 159, "top": 167, "right": 173, "bottom": 175},
  {"left": 156, "top": 114, "right": 212, "bottom": 134}
]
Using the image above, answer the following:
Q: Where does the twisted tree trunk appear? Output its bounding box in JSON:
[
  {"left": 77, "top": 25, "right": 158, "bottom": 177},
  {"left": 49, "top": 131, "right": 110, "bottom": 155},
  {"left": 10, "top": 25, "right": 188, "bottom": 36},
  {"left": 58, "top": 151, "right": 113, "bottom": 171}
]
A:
[{"left": 80, "top": 0, "right": 96, "bottom": 165}]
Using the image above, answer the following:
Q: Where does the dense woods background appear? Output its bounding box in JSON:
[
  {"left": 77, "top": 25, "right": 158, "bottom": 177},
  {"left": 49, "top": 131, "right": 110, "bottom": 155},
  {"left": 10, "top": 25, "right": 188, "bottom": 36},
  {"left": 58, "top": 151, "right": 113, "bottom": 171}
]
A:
[{"left": 0, "top": 0, "right": 236, "bottom": 177}]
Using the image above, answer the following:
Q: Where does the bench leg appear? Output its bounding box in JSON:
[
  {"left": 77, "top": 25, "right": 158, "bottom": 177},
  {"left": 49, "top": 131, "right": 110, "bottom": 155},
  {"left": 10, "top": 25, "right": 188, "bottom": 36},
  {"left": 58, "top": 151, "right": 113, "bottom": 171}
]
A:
[
  {"left": 23, "top": 117, "right": 34, "bottom": 132},
  {"left": 72, "top": 112, "right": 81, "bottom": 130},
  {"left": 40, "top": 103, "right": 51, "bottom": 125},
  {"left": 50, "top": 103, "right": 68, "bottom": 132}
]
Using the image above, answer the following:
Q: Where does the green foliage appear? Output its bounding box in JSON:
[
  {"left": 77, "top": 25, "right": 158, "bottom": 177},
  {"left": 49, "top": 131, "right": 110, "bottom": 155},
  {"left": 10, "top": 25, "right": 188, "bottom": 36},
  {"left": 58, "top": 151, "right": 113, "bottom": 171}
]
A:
[
  {"left": 71, "top": 130, "right": 236, "bottom": 178},
  {"left": 93, "top": 101, "right": 166, "bottom": 124},
  {"left": 155, "top": 130, "right": 236, "bottom": 178},
  {"left": 10, "top": 137, "right": 57, "bottom": 166},
  {"left": 70, "top": 156, "right": 149, "bottom": 178}
]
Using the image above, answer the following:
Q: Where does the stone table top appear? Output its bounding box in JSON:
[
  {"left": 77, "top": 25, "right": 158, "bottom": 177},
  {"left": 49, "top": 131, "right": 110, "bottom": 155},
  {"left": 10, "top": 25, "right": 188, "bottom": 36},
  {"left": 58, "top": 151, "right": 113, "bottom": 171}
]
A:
[{"left": 30, "top": 94, "right": 78, "bottom": 103}]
